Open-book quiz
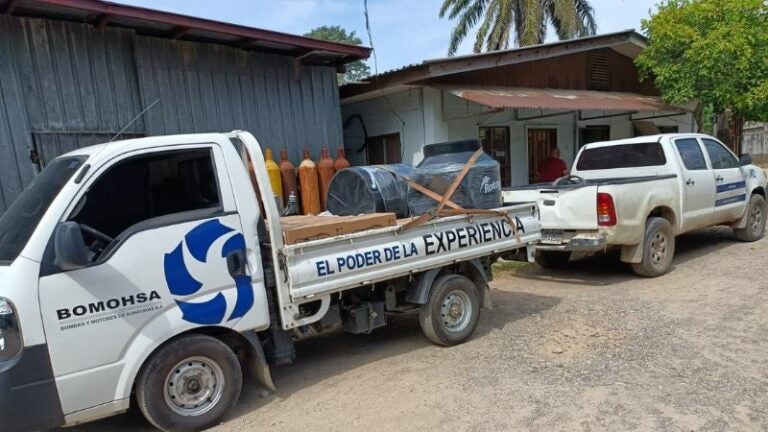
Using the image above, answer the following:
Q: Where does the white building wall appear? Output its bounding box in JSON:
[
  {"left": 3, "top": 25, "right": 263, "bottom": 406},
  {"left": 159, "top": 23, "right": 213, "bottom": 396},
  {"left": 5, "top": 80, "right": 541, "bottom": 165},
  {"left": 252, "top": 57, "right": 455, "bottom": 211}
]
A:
[{"left": 342, "top": 88, "right": 695, "bottom": 186}]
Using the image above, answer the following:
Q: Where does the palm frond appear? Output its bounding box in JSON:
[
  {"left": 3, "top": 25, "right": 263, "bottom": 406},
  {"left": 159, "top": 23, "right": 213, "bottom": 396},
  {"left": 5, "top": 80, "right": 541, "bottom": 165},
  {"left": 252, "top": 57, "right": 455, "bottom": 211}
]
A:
[{"left": 447, "top": 0, "right": 489, "bottom": 55}]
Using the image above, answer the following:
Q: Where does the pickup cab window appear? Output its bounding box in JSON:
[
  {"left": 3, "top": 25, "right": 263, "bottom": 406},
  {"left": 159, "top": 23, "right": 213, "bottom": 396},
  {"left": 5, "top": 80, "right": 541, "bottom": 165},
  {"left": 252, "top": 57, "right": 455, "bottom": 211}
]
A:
[
  {"left": 0, "top": 157, "right": 84, "bottom": 263},
  {"left": 67, "top": 148, "right": 222, "bottom": 262},
  {"left": 576, "top": 143, "right": 666, "bottom": 171},
  {"left": 702, "top": 139, "right": 739, "bottom": 169},
  {"left": 674, "top": 138, "right": 708, "bottom": 170}
]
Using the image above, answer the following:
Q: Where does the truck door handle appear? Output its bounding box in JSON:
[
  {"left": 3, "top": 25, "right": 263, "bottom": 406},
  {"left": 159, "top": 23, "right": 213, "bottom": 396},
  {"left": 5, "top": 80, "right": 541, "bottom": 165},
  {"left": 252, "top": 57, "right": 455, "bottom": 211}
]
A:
[
  {"left": 226, "top": 250, "right": 248, "bottom": 278},
  {"left": 715, "top": 175, "right": 724, "bottom": 182},
  {"left": 686, "top": 179, "right": 695, "bottom": 186}
]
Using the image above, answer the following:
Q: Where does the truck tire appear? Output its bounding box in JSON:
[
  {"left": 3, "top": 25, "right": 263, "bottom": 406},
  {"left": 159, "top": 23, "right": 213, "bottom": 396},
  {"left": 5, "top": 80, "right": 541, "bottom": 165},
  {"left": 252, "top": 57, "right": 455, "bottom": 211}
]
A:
[
  {"left": 733, "top": 194, "right": 767, "bottom": 242},
  {"left": 631, "top": 217, "right": 675, "bottom": 278},
  {"left": 534, "top": 251, "right": 571, "bottom": 269},
  {"left": 136, "top": 334, "right": 243, "bottom": 432},
  {"left": 419, "top": 274, "right": 481, "bottom": 346}
]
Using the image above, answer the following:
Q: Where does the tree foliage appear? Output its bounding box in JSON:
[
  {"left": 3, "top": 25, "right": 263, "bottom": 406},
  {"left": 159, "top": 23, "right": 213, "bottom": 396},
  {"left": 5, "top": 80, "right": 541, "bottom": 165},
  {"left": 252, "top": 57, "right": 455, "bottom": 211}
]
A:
[
  {"left": 636, "top": 0, "right": 768, "bottom": 122},
  {"left": 439, "top": 0, "right": 597, "bottom": 55},
  {"left": 304, "top": 25, "right": 371, "bottom": 84}
]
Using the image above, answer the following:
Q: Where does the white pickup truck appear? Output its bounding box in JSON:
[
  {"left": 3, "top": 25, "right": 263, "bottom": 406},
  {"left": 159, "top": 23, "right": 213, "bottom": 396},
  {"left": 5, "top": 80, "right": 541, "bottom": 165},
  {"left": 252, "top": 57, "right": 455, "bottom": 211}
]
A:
[
  {"left": 503, "top": 134, "right": 767, "bottom": 277},
  {"left": 0, "top": 131, "right": 540, "bottom": 432}
]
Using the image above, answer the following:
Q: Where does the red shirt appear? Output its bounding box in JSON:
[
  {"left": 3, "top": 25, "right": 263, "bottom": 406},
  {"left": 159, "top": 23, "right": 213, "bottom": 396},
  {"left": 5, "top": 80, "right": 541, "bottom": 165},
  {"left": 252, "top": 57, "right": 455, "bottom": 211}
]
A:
[{"left": 537, "top": 157, "right": 568, "bottom": 183}]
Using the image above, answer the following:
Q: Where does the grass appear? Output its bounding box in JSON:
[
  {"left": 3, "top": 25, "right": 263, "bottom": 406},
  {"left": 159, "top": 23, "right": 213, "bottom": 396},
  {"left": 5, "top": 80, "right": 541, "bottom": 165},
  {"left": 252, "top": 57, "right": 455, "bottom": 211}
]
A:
[{"left": 492, "top": 259, "right": 532, "bottom": 276}]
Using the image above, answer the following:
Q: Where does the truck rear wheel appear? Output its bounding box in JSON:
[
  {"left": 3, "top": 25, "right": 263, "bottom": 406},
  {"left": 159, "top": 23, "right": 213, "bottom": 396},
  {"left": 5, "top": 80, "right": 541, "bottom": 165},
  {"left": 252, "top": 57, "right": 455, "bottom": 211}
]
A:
[
  {"left": 534, "top": 250, "right": 571, "bottom": 269},
  {"left": 136, "top": 334, "right": 243, "bottom": 432},
  {"left": 419, "top": 274, "right": 480, "bottom": 346},
  {"left": 733, "top": 194, "right": 767, "bottom": 242},
  {"left": 631, "top": 217, "right": 675, "bottom": 278}
]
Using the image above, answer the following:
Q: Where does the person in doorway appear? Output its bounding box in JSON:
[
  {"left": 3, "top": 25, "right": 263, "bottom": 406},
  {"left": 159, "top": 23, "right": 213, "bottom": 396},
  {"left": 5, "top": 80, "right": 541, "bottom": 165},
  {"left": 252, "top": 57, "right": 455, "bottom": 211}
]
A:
[{"left": 537, "top": 146, "right": 569, "bottom": 183}]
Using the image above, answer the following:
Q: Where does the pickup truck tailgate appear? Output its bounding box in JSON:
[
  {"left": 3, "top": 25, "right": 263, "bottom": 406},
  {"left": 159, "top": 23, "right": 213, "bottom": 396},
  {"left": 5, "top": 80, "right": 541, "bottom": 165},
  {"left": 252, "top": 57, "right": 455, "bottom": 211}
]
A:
[{"left": 504, "top": 186, "right": 598, "bottom": 230}]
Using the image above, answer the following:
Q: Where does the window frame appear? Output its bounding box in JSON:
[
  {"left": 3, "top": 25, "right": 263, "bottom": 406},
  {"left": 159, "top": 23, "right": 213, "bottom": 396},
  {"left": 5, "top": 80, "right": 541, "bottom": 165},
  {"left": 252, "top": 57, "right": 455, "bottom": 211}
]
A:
[
  {"left": 701, "top": 138, "right": 739, "bottom": 170},
  {"left": 47, "top": 143, "right": 234, "bottom": 272},
  {"left": 672, "top": 137, "right": 709, "bottom": 171}
]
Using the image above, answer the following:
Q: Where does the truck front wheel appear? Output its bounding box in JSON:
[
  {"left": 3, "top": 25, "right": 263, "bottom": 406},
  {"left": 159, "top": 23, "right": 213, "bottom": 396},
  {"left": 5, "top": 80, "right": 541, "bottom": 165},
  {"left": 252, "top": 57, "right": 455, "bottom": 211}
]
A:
[
  {"left": 631, "top": 217, "right": 675, "bottom": 278},
  {"left": 419, "top": 274, "right": 481, "bottom": 346},
  {"left": 733, "top": 194, "right": 767, "bottom": 242},
  {"left": 136, "top": 334, "right": 243, "bottom": 432}
]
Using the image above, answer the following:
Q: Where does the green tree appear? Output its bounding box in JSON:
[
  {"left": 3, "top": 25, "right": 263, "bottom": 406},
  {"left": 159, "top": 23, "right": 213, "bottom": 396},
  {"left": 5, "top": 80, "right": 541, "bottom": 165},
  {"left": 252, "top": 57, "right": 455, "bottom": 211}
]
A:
[
  {"left": 304, "top": 25, "right": 371, "bottom": 84},
  {"left": 439, "top": 0, "right": 597, "bottom": 55},
  {"left": 636, "top": 0, "right": 768, "bottom": 146}
]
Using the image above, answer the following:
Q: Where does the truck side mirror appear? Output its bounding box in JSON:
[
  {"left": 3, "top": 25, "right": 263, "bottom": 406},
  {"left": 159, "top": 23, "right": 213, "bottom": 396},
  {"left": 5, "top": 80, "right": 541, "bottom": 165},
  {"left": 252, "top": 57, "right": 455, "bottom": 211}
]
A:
[
  {"left": 54, "top": 222, "right": 90, "bottom": 271},
  {"left": 739, "top": 154, "right": 753, "bottom": 166}
]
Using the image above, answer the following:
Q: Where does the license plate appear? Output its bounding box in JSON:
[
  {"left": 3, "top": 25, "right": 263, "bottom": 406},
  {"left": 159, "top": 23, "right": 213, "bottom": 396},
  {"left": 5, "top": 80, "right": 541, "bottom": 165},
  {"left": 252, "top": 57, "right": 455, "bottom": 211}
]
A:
[{"left": 541, "top": 230, "right": 564, "bottom": 245}]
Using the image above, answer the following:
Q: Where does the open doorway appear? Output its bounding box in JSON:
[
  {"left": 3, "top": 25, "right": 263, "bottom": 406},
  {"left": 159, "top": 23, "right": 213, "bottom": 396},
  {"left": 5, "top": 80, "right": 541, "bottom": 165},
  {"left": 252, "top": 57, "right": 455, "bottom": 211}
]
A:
[
  {"left": 527, "top": 128, "right": 557, "bottom": 184},
  {"left": 479, "top": 126, "right": 511, "bottom": 187}
]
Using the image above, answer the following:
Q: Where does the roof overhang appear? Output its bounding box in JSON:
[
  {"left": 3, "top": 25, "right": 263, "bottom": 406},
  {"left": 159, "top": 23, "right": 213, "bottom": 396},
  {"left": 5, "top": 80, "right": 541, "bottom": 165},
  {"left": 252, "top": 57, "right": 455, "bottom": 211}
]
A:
[
  {"left": 341, "top": 30, "right": 646, "bottom": 101},
  {"left": 1, "top": 0, "right": 371, "bottom": 65},
  {"left": 443, "top": 86, "right": 688, "bottom": 113}
]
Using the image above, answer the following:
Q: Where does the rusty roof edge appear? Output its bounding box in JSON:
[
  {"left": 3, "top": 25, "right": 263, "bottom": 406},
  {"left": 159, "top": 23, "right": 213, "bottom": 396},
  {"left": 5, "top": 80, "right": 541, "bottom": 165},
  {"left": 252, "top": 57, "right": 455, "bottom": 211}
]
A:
[{"left": 17, "top": 0, "right": 372, "bottom": 62}]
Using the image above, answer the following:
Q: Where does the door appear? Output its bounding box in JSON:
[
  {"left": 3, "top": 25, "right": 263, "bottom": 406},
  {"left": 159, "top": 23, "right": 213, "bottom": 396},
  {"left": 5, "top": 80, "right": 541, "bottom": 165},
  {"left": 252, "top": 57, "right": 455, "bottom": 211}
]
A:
[
  {"left": 579, "top": 126, "right": 610, "bottom": 148},
  {"left": 367, "top": 133, "right": 402, "bottom": 164},
  {"left": 479, "top": 126, "right": 511, "bottom": 187},
  {"left": 528, "top": 128, "right": 558, "bottom": 184},
  {"left": 672, "top": 137, "right": 716, "bottom": 231},
  {"left": 701, "top": 138, "right": 747, "bottom": 223},
  {"left": 37, "top": 145, "right": 260, "bottom": 415}
]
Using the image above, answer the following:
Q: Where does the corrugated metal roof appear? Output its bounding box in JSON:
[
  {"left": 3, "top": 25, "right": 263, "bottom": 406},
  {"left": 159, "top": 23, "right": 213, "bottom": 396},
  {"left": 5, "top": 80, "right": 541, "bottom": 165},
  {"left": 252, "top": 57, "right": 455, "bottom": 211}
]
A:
[
  {"left": 1, "top": 0, "right": 371, "bottom": 64},
  {"left": 443, "top": 86, "right": 685, "bottom": 112}
]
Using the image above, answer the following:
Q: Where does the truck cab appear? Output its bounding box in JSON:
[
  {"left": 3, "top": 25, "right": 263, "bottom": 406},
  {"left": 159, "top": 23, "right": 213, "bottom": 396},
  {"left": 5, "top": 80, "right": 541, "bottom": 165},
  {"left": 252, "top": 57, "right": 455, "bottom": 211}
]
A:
[{"left": 0, "top": 132, "right": 540, "bottom": 431}]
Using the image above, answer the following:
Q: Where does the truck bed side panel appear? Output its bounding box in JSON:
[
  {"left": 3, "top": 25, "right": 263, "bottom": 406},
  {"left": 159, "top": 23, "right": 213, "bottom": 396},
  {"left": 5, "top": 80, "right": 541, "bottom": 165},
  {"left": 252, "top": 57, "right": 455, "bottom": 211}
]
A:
[{"left": 283, "top": 205, "right": 540, "bottom": 301}]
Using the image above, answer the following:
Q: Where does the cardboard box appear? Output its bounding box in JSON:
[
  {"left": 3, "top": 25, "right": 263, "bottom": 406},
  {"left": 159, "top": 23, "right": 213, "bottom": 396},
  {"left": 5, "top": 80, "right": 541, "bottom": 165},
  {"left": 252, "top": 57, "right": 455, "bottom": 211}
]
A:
[{"left": 280, "top": 213, "right": 397, "bottom": 245}]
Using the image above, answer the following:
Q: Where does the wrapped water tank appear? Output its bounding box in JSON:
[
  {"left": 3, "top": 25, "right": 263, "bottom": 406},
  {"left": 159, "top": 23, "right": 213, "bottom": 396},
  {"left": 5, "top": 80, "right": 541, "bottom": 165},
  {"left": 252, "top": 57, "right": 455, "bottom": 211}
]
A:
[
  {"left": 326, "top": 164, "right": 412, "bottom": 217},
  {"left": 408, "top": 140, "right": 502, "bottom": 215}
]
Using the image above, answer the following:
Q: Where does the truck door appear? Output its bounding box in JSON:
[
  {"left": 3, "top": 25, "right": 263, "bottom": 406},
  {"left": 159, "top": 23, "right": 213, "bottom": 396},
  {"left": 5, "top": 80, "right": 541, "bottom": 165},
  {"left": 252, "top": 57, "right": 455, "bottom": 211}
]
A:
[
  {"left": 701, "top": 138, "right": 747, "bottom": 223},
  {"left": 672, "top": 137, "right": 716, "bottom": 230},
  {"left": 36, "top": 144, "right": 267, "bottom": 416}
]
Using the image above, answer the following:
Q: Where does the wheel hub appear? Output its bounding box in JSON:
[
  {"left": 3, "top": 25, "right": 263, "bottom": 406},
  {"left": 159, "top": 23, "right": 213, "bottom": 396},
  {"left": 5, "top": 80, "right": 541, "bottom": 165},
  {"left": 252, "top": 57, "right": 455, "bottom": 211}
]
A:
[
  {"left": 650, "top": 232, "right": 667, "bottom": 265},
  {"left": 164, "top": 356, "right": 225, "bottom": 417},
  {"left": 441, "top": 290, "right": 472, "bottom": 332},
  {"left": 751, "top": 205, "right": 763, "bottom": 232}
]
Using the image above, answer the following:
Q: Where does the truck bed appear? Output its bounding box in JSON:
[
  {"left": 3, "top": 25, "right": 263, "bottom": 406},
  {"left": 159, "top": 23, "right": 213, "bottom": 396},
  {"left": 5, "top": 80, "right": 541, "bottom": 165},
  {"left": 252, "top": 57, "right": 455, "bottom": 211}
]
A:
[{"left": 277, "top": 203, "right": 540, "bottom": 302}]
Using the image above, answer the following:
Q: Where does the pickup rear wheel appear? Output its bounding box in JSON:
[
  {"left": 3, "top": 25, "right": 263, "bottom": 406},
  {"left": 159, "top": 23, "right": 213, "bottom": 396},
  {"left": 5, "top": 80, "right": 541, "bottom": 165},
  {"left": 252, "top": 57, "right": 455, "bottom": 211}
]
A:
[
  {"left": 136, "top": 334, "right": 243, "bottom": 432},
  {"left": 631, "top": 217, "right": 675, "bottom": 278},
  {"left": 419, "top": 274, "right": 480, "bottom": 346},
  {"left": 534, "top": 251, "right": 572, "bottom": 269},
  {"left": 733, "top": 194, "right": 767, "bottom": 242}
]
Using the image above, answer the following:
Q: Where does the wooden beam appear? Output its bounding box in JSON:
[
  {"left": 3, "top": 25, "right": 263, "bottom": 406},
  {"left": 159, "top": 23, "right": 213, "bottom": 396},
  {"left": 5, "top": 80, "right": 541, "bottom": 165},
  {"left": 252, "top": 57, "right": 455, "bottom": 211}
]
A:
[
  {"left": 3, "top": 0, "right": 19, "bottom": 14},
  {"left": 95, "top": 13, "right": 112, "bottom": 29},
  {"left": 170, "top": 26, "right": 190, "bottom": 40},
  {"left": 236, "top": 38, "right": 258, "bottom": 50}
]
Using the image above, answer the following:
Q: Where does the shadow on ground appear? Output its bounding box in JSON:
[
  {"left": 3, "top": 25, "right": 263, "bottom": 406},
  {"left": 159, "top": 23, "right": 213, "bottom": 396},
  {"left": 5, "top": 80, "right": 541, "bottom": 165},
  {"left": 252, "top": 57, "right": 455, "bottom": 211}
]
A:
[
  {"left": 505, "top": 227, "right": 744, "bottom": 287},
  {"left": 62, "top": 290, "right": 559, "bottom": 431}
]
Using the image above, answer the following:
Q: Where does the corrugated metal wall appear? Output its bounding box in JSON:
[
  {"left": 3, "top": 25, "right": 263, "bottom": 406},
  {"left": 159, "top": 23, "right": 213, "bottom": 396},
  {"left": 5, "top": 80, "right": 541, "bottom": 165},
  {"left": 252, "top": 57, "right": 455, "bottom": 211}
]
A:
[
  {"left": 133, "top": 36, "right": 342, "bottom": 163},
  {"left": 0, "top": 14, "right": 343, "bottom": 213}
]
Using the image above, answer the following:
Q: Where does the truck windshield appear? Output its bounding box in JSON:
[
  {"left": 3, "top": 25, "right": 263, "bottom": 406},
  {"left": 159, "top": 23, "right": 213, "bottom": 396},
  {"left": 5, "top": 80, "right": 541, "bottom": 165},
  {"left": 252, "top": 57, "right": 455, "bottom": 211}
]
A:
[
  {"left": 576, "top": 143, "right": 667, "bottom": 171},
  {"left": 0, "top": 157, "right": 85, "bottom": 263}
]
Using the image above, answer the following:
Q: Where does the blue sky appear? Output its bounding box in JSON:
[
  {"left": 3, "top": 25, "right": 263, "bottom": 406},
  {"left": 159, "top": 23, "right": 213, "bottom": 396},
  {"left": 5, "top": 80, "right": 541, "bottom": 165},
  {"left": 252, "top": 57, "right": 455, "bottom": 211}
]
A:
[{"left": 113, "top": 0, "right": 660, "bottom": 72}]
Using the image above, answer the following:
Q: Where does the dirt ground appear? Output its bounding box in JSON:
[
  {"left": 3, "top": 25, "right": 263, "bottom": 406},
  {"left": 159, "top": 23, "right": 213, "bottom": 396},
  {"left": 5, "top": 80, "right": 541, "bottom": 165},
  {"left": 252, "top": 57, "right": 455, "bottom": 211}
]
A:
[{"left": 69, "top": 227, "right": 768, "bottom": 432}]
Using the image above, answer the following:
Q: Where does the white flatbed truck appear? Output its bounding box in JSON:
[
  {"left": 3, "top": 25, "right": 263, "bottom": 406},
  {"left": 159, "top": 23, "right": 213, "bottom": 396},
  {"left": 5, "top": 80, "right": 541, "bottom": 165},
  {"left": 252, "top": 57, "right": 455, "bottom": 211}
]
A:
[{"left": 0, "top": 131, "right": 540, "bottom": 431}]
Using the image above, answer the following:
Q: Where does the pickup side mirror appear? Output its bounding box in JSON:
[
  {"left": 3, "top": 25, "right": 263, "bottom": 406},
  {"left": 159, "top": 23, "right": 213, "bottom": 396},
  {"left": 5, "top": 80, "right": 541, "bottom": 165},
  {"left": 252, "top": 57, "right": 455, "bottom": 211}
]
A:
[
  {"left": 54, "top": 222, "right": 90, "bottom": 271},
  {"left": 739, "top": 154, "right": 753, "bottom": 166}
]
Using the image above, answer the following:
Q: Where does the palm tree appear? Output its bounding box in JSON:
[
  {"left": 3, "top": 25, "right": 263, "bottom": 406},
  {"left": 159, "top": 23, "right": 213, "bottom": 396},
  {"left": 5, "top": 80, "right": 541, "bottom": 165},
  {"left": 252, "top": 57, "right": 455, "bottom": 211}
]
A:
[{"left": 440, "top": 0, "right": 597, "bottom": 55}]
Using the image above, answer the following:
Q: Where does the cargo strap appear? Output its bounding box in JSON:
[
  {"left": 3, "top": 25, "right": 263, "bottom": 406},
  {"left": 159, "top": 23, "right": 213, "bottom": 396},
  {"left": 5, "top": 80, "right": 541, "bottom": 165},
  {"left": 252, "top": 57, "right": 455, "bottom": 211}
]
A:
[{"left": 395, "top": 148, "right": 521, "bottom": 243}]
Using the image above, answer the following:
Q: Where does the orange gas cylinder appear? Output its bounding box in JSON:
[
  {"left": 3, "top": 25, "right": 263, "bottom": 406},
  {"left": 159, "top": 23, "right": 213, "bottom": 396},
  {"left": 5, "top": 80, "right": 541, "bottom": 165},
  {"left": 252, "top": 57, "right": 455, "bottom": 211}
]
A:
[
  {"left": 298, "top": 149, "right": 321, "bottom": 215},
  {"left": 264, "top": 148, "right": 282, "bottom": 201},
  {"left": 317, "top": 146, "right": 335, "bottom": 211},
  {"left": 278, "top": 149, "right": 298, "bottom": 207},
  {"left": 334, "top": 146, "right": 351, "bottom": 171}
]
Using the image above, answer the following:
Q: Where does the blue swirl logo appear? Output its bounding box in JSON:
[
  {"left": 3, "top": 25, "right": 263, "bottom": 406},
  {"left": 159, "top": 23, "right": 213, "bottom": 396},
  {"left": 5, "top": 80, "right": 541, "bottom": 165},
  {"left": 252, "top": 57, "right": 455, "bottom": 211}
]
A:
[{"left": 163, "top": 219, "right": 254, "bottom": 325}]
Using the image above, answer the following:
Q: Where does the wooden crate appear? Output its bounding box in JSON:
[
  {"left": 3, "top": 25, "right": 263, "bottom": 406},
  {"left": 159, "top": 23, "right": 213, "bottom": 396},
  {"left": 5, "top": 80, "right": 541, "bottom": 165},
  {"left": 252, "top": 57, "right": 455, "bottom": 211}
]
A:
[{"left": 279, "top": 213, "right": 397, "bottom": 245}]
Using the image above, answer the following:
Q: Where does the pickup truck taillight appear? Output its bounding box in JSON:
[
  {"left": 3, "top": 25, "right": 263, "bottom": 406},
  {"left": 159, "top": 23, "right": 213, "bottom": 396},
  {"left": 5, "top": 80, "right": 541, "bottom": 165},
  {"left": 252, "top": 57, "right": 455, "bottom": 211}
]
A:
[{"left": 597, "top": 193, "right": 617, "bottom": 226}]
